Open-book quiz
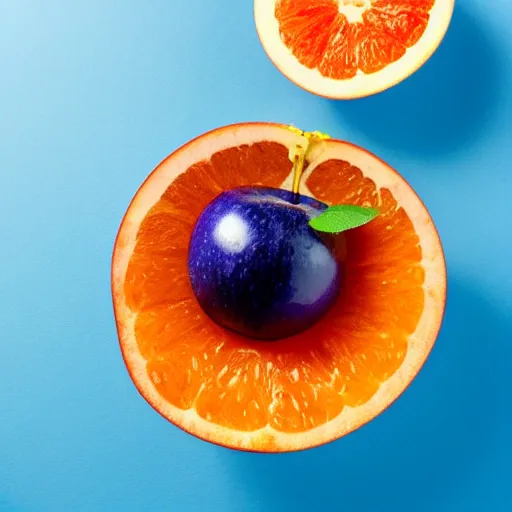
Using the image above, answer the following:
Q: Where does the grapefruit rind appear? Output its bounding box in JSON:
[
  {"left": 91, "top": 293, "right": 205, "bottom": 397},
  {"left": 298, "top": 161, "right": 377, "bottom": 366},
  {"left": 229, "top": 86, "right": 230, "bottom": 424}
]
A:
[
  {"left": 254, "top": 0, "right": 455, "bottom": 99},
  {"left": 112, "top": 122, "right": 446, "bottom": 452}
]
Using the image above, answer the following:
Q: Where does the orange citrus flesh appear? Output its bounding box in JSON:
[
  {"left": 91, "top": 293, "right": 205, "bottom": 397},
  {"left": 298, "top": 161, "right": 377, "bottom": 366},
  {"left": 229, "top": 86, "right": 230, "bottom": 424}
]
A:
[
  {"left": 275, "top": 0, "right": 435, "bottom": 79},
  {"left": 123, "top": 141, "right": 424, "bottom": 435}
]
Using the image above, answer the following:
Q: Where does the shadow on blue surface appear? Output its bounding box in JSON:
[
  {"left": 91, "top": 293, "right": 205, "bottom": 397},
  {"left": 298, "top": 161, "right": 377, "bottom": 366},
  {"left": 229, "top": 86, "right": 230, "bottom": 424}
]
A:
[
  {"left": 225, "top": 275, "right": 512, "bottom": 511},
  {"left": 331, "top": 4, "right": 504, "bottom": 159}
]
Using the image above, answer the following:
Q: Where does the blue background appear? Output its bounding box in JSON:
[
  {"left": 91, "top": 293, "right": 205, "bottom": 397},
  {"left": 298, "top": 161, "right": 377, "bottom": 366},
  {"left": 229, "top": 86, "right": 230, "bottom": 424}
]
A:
[{"left": 1, "top": 0, "right": 511, "bottom": 510}]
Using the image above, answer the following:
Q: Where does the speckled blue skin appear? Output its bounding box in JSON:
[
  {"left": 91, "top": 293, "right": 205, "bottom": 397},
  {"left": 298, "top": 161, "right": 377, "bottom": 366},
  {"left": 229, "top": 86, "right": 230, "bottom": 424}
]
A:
[{"left": 187, "top": 186, "right": 342, "bottom": 340}]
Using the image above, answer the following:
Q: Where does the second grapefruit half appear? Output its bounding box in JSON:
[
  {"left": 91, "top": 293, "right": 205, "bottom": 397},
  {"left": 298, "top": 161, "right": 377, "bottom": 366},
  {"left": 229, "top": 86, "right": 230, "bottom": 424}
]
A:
[
  {"left": 111, "top": 122, "right": 446, "bottom": 452},
  {"left": 254, "top": 0, "right": 455, "bottom": 98}
]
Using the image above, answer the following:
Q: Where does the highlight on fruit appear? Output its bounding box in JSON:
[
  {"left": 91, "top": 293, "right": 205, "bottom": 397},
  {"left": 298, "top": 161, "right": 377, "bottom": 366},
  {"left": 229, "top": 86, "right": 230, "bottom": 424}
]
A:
[{"left": 112, "top": 122, "right": 446, "bottom": 452}]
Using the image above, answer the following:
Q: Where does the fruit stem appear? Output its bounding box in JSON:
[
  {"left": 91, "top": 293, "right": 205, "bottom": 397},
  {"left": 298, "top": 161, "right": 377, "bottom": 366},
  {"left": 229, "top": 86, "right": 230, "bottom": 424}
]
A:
[
  {"left": 287, "top": 127, "right": 331, "bottom": 204},
  {"left": 291, "top": 150, "right": 306, "bottom": 203}
]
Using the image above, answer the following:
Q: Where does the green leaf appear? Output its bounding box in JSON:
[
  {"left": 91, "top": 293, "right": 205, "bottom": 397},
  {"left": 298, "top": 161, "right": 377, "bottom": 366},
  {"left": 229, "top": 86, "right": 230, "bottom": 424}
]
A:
[{"left": 309, "top": 204, "right": 379, "bottom": 234}]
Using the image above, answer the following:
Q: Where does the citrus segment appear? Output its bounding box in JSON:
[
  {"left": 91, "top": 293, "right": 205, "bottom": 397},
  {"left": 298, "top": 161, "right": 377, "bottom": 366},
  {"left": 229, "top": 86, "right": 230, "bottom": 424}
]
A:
[
  {"left": 112, "top": 123, "right": 446, "bottom": 451},
  {"left": 195, "top": 350, "right": 273, "bottom": 431},
  {"left": 254, "top": 0, "right": 454, "bottom": 98},
  {"left": 365, "top": 1, "right": 433, "bottom": 47}
]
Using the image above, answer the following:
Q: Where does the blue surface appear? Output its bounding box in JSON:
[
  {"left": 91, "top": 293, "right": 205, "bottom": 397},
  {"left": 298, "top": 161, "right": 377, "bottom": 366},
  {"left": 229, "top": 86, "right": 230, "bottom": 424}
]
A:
[{"left": 0, "top": 0, "right": 511, "bottom": 510}]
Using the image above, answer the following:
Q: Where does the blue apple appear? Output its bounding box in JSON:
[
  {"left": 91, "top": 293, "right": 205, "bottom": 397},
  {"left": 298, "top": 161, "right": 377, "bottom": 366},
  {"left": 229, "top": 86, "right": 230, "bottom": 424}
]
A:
[{"left": 187, "top": 186, "right": 343, "bottom": 340}]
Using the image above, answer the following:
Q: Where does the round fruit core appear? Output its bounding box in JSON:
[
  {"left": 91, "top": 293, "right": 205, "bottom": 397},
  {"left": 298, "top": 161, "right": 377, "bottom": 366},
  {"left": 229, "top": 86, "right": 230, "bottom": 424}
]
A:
[{"left": 188, "top": 186, "right": 343, "bottom": 340}]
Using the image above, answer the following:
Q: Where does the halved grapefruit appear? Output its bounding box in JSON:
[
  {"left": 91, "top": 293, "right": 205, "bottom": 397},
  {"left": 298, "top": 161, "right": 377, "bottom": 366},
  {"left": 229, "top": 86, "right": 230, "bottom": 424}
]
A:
[
  {"left": 254, "top": 0, "right": 455, "bottom": 99},
  {"left": 111, "top": 122, "right": 446, "bottom": 452}
]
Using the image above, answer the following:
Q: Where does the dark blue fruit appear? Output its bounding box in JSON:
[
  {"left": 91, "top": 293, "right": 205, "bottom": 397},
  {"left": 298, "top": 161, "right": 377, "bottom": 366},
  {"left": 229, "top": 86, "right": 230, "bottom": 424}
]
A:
[{"left": 187, "top": 186, "right": 342, "bottom": 340}]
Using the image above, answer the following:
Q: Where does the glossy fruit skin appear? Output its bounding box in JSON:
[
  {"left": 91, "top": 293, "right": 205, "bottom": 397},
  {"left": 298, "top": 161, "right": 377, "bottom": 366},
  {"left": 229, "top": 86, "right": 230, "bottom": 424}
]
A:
[{"left": 187, "top": 186, "right": 342, "bottom": 340}]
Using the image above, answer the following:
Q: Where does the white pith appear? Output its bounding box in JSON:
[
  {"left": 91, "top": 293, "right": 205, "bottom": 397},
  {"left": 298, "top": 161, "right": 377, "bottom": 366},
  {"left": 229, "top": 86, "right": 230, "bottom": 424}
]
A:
[
  {"left": 254, "top": 0, "right": 456, "bottom": 99},
  {"left": 111, "top": 123, "right": 446, "bottom": 452},
  {"left": 338, "top": 1, "right": 371, "bottom": 23}
]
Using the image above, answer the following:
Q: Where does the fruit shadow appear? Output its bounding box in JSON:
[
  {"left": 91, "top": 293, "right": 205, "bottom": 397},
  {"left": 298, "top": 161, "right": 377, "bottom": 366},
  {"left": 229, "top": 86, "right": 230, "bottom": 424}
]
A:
[
  {"left": 330, "top": 4, "right": 504, "bottom": 160},
  {"left": 222, "top": 275, "right": 512, "bottom": 511}
]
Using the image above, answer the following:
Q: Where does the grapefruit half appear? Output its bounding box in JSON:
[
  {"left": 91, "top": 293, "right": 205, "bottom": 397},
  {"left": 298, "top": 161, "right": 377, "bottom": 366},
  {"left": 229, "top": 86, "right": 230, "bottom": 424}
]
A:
[
  {"left": 112, "top": 122, "right": 446, "bottom": 452},
  {"left": 254, "top": 0, "right": 455, "bottom": 99}
]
